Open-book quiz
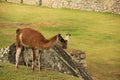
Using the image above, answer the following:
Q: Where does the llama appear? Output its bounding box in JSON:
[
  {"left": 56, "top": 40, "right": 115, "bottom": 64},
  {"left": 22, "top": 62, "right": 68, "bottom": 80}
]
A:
[
  {"left": 16, "top": 28, "right": 67, "bottom": 71},
  {"left": 65, "top": 33, "right": 71, "bottom": 42}
]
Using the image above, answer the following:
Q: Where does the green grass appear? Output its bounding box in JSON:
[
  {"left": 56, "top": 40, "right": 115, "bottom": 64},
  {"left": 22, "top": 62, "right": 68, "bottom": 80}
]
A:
[
  {"left": 0, "top": 1, "right": 120, "bottom": 80},
  {"left": 0, "top": 62, "right": 78, "bottom": 80}
]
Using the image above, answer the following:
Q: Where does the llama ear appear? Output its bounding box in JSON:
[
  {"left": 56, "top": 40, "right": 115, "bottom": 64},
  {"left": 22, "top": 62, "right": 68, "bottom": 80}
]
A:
[
  {"left": 66, "top": 33, "right": 71, "bottom": 36},
  {"left": 57, "top": 33, "right": 61, "bottom": 41},
  {"left": 58, "top": 33, "right": 61, "bottom": 37}
]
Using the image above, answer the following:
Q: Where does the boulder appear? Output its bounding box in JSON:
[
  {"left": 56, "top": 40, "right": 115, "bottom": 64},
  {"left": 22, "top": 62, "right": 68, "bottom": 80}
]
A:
[{"left": 0, "top": 43, "right": 92, "bottom": 80}]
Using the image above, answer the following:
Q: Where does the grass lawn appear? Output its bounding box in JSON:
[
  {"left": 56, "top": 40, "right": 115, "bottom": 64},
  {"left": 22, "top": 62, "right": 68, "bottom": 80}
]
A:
[
  {"left": 0, "top": 62, "right": 78, "bottom": 80},
  {"left": 0, "top": 1, "right": 120, "bottom": 80}
]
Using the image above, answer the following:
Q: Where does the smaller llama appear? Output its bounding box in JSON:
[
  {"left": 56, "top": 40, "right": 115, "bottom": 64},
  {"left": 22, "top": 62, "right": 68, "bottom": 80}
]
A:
[
  {"left": 16, "top": 28, "right": 67, "bottom": 71},
  {"left": 65, "top": 33, "right": 71, "bottom": 42}
]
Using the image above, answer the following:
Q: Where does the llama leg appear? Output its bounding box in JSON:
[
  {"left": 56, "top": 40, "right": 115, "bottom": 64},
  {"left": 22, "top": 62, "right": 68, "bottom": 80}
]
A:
[
  {"left": 24, "top": 48, "right": 29, "bottom": 68},
  {"left": 32, "top": 48, "right": 36, "bottom": 71},
  {"left": 38, "top": 50, "right": 42, "bottom": 71},
  {"left": 15, "top": 47, "right": 21, "bottom": 69}
]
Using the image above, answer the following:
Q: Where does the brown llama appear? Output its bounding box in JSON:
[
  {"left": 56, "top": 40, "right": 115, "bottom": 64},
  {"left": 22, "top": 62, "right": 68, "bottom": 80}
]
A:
[{"left": 16, "top": 28, "right": 67, "bottom": 71}]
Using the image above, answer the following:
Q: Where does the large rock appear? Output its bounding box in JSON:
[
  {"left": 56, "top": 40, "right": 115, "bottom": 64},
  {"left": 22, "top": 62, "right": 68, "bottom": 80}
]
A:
[
  {"left": 0, "top": 43, "right": 92, "bottom": 80},
  {"left": 0, "top": 46, "right": 9, "bottom": 62}
]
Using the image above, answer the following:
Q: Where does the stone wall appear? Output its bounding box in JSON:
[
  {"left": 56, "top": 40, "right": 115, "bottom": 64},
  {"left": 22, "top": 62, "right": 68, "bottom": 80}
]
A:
[
  {"left": 23, "top": 0, "right": 40, "bottom": 5},
  {"left": 2, "top": 0, "right": 120, "bottom": 14},
  {"left": 42, "top": 0, "right": 120, "bottom": 14},
  {"left": 5, "top": 0, "right": 41, "bottom": 5},
  {"left": 7, "top": 0, "right": 21, "bottom": 3}
]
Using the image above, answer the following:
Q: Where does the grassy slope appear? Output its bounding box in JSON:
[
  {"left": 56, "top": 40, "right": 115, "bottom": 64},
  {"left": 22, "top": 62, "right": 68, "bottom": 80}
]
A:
[
  {"left": 0, "top": 1, "right": 120, "bottom": 80},
  {"left": 0, "top": 62, "right": 78, "bottom": 80}
]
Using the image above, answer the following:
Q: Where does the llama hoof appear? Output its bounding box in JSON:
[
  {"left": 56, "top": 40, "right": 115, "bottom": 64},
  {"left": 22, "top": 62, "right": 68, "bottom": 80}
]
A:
[
  {"left": 39, "top": 70, "right": 41, "bottom": 72},
  {"left": 15, "top": 67, "right": 18, "bottom": 72},
  {"left": 32, "top": 67, "right": 35, "bottom": 71},
  {"left": 15, "top": 66, "right": 18, "bottom": 70}
]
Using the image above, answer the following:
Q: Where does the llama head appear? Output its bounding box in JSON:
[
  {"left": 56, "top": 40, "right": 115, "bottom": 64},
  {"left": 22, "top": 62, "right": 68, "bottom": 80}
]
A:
[
  {"left": 65, "top": 33, "right": 71, "bottom": 42},
  {"left": 56, "top": 33, "right": 67, "bottom": 49}
]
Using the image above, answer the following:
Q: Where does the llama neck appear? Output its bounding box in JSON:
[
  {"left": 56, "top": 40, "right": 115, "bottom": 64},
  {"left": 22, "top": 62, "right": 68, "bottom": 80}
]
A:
[{"left": 42, "top": 35, "right": 57, "bottom": 49}]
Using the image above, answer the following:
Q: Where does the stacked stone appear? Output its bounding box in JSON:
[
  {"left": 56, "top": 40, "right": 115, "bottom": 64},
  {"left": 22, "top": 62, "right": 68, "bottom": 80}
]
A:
[
  {"left": 70, "top": 50, "right": 87, "bottom": 68},
  {"left": 6, "top": 0, "right": 40, "bottom": 5},
  {"left": 7, "top": 0, "right": 21, "bottom": 3},
  {"left": 112, "top": 0, "right": 120, "bottom": 14},
  {"left": 23, "top": 0, "right": 40, "bottom": 5},
  {"left": 42, "top": 0, "right": 120, "bottom": 14},
  {"left": 0, "top": 46, "right": 9, "bottom": 62},
  {"left": 2, "top": 0, "right": 120, "bottom": 14}
]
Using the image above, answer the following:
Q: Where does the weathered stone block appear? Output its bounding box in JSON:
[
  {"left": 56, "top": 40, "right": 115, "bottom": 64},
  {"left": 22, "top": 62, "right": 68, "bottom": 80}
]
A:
[
  {"left": 0, "top": 43, "right": 93, "bottom": 80},
  {"left": 23, "top": 0, "right": 40, "bottom": 5},
  {"left": 7, "top": 0, "right": 21, "bottom": 3}
]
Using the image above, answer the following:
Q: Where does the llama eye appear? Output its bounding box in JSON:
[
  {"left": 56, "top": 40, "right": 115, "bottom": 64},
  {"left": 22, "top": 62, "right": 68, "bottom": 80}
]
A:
[
  {"left": 59, "top": 37, "right": 62, "bottom": 41},
  {"left": 60, "top": 38, "right": 64, "bottom": 42}
]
